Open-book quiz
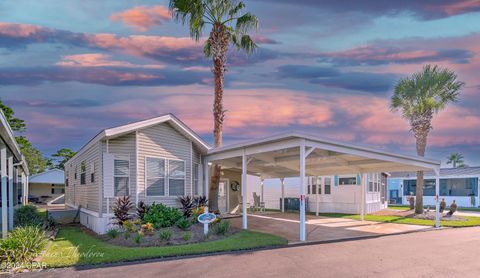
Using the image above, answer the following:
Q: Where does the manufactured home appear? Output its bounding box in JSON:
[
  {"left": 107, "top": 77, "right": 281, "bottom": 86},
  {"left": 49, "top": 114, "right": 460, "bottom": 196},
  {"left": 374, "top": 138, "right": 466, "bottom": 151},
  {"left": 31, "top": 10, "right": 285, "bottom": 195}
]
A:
[
  {"left": 28, "top": 168, "right": 65, "bottom": 204},
  {"left": 388, "top": 167, "right": 480, "bottom": 207},
  {"left": 0, "top": 109, "right": 29, "bottom": 238},
  {"left": 66, "top": 114, "right": 441, "bottom": 241}
]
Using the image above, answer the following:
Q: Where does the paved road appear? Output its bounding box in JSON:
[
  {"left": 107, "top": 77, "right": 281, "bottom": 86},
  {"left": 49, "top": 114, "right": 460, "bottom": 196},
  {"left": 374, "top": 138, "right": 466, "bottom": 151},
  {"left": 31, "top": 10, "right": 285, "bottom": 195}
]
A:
[{"left": 26, "top": 227, "right": 480, "bottom": 278}]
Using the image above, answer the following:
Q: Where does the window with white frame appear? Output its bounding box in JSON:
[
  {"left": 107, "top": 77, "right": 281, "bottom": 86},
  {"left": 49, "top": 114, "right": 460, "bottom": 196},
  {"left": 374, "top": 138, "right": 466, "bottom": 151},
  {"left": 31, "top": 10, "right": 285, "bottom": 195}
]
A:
[
  {"left": 339, "top": 176, "right": 357, "bottom": 185},
  {"left": 169, "top": 160, "right": 185, "bottom": 196},
  {"left": 146, "top": 157, "right": 166, "bottom": 196},
  {"left": 80, "top": 161, "right": 86, "bottom": 185},
  {"left": 193, "top": 163, "right": 199, "bottom": 195},
  {"left": 114, "top": 155, "right": 129, "bottom": 196}
]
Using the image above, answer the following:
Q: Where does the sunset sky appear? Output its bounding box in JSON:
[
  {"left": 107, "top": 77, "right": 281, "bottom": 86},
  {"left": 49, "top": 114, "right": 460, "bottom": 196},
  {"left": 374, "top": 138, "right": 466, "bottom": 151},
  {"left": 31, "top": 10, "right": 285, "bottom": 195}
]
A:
[{"left": 1, "top": 0, "right": 479, "bottom": 166}]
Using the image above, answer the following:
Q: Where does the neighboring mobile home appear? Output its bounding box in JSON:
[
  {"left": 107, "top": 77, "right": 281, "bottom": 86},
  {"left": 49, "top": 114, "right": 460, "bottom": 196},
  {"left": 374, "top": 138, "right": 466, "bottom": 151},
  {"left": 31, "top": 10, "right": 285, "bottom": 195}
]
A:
[
  {"left": 388, "top": 167, "right": 480, "bottom": 207},
  {"left": 67, "top": 114, "right": 438, "bottom": 235},
  {"left": 0, "top": 109, "right": 29, "bottom": 238},
  {"left": 28, "top": 168, "right": 65, "bottom": 204}
]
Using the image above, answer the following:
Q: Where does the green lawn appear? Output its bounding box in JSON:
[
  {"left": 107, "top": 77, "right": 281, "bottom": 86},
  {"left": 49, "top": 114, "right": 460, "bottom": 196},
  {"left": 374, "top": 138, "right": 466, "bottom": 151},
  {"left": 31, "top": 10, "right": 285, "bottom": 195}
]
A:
[
  {"left": 387, "top": 205, "right": 480, "bottom": 213},
  {"left": 41, "top": 227, "right": 287, "bottom": 268},
  {"left": 387, "top": 205, "right": 411, "bottom": 211},
  {"left": 318, "top": 213, "right": 480, "bottom": 227}
]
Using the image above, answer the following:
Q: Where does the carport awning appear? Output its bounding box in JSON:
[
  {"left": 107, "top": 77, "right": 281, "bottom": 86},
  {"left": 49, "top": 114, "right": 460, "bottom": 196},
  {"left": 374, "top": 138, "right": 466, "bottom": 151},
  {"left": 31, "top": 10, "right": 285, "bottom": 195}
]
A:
[{"left": 205, "top": 132, "right": 440, "bottom": 178}]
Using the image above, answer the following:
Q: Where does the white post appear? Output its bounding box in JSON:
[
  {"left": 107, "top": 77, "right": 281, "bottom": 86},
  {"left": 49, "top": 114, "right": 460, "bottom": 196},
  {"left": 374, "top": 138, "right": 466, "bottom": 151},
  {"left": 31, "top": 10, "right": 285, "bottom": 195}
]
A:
[
  {"left": 21, "top": 171, "right": 26, "bottom": 204},
  {"left": 204, "top": 162, "right": 209, "bottom": 199},
  {"left": 260, "top": 177, "right": 264, "bottom": 203},
  {"left": 361, "top": 173, "right": 366, "bottom": 221},
  {"left": 1, "top": 145, "right": 7, "bottom": 238},
  {"left": 8, "top": 156, "right": 13, "bottom": 230},
  {"left": 299, "top": 140, "right": 306, "bottom": 242},
  {"left": 241, "top": 150, "right": 248, "bottom": 229},
  {"left": 203, "top": 206, "right": 209, "bottom": 235},
  {"left": 435, "top": 171, "right": 440, "bottom": 228},
  {"left": 316, "top": 177, "right": 320, "bottom": 216},
  {"left": 281, "top": 178, "right": 285, "bottom": 212}
]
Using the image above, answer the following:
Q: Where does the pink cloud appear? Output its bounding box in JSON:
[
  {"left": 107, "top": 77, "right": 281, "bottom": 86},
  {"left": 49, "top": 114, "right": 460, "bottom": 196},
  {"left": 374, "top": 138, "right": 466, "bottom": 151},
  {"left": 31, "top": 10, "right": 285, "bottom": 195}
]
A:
[
  {"left": 56, "top": 53, "right": 164, "bottom": 68},
  {"left": 110, "top": 5, "right": 171, "bottom": 32},
  {"left": 0, "top": 22, "right": 44, "bottom": 37},
  {"left": 434, "top": 0, "right": 480, "bottom": 16}
]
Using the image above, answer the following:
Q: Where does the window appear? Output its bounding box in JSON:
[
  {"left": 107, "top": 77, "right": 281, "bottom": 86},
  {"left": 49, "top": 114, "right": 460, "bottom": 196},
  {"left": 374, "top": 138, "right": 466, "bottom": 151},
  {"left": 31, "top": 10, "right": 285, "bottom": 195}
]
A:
[
  {"left": 193, "top": 163, "right": 199, "bottom": 195},
  {"left": 169, "top": 160, "right": 185, "bottom": 196},
  {"left": 90, "top": 163, "right": 95, "bottom": 183},
  {"left": 80, "top": 161, "right": 86, "bottom": 185},
  {"left": 324, "top": 177, "right": 331, "bottom": 194},
  {"left": 339, "top": 176, "right": 357, "bottom": 185},
  {"left": 404, "top": 179, "right": 436, "bottom": 196},
  {"left": 114, "top": 156, "right": 129, "bottom": 196},
  {"left": 317, "top": 177, "right": 322, "bottom": 194},
  {"left": 146, "top": 157, "right": 166, "bottom": 196},
  {"left": 51, "top": 184, "right": 64, "bottom": 194},
  {"left": 440, "top": 178, "right": 478, "bottom": 196}
]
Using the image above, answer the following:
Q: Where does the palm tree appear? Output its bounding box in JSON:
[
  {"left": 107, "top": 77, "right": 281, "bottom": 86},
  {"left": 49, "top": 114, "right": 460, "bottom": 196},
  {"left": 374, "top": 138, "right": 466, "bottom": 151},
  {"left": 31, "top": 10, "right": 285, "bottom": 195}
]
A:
[
  {"left": 447, "top": 153, "right": 465, "bottom": 168},
  {"left": 391, "top": 64, "right": 464, "bottom": 214},
  {"left": 169, "top": 0, "right": 258, "bottom": 210}
]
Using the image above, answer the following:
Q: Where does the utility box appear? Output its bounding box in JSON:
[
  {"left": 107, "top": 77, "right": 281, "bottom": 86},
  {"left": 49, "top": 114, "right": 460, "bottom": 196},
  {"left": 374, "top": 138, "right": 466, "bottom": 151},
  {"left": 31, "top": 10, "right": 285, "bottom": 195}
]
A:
[{"left": 280, "top": 197, "right": 309, "bottom": 211}]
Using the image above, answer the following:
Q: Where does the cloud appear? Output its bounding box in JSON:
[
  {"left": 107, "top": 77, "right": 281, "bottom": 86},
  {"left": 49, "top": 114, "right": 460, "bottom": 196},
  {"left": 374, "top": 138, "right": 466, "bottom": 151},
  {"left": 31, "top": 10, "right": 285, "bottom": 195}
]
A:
[
  {"left": 276, "top": 65, "right": 397, "bottom": 93},
  {"left": 56, "top": 53, "right": 164, "bottom": 68},
  {"left": 256, "top": 0, "right": 480, "bottom": 20},
  {"left": 318, "top": 45, "right": 474, "bottom": 66},
  {"left": 110, "top": 5, "right": 171, "bottom": 31},
  {"left": 0, "top": 66, "right": 210, "bottom": 86}
]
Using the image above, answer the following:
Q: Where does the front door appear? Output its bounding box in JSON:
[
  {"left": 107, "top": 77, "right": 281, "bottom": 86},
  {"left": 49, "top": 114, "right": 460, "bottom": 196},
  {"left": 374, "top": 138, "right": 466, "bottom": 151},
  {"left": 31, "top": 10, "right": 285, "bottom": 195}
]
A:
[{"left": 218, "top": 179, "right": 229, "bottom": 214}]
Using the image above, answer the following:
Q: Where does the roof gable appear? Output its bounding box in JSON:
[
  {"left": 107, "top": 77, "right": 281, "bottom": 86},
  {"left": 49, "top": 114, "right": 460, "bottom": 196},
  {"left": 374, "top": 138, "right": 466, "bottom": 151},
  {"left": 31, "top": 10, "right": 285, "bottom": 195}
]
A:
[{"left": 29, "top": 168, "right": 64, "bottom": 184}]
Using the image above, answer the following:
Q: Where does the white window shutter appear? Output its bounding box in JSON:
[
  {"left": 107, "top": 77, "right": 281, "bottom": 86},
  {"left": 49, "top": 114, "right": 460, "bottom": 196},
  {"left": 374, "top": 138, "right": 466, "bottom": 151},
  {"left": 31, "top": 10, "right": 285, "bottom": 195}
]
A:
[{"left": 103, "top": 153, "right": 114, "bottom": 198}]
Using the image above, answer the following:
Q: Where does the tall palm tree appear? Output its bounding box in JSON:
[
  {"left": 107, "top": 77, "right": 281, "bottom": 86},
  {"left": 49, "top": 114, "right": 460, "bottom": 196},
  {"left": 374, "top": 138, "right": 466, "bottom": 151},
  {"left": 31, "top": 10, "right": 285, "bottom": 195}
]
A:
[
  {"left": 391, "top": 64, "right": 464, "bottom": 214},
  {"left": 447, "top": 153, "right": 465, "bottom": 168},
  {"left": 169, "top": 0, "right": 258, "bottom": 210}
]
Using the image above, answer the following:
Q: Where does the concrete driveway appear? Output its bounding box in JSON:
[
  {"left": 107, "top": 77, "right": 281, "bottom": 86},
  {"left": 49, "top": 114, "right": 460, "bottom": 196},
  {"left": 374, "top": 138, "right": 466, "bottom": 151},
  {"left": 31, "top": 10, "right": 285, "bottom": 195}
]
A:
[{"left": 229, "top": 212, "right": 430, "bottom": 243}]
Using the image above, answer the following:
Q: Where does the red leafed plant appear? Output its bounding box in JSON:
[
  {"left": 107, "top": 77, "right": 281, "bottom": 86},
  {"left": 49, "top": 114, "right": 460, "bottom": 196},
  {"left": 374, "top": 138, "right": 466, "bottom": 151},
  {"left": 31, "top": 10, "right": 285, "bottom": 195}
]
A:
[{"left": 113, "top": 196, "right": 133, "bottom": 226}]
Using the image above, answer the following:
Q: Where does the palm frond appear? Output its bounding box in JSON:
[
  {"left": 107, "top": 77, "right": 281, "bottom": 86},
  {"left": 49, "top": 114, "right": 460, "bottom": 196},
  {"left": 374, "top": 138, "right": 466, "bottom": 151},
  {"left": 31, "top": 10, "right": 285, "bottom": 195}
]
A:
[{"left": 235, "top": 13, "right": 258, "bottom": 34}]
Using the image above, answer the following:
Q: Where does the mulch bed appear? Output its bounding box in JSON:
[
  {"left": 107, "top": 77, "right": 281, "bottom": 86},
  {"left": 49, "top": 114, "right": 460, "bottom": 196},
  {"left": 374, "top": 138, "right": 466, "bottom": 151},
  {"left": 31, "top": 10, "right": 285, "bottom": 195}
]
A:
[{"left": 101, "top": 222, "right": 239, "bottom": 248}]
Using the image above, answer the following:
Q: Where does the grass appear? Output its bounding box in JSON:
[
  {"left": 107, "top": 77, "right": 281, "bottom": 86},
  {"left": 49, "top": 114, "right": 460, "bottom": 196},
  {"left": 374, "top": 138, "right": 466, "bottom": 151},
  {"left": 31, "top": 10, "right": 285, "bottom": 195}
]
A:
[
  {"left": 317, "top": 213, "right": 480, "bottom": 227},
  {"left": 41, "top": 227, "right": 287, "bottom": 268},
  {"left": 388, "top": 204, "right": 480, "bottom": 212}
]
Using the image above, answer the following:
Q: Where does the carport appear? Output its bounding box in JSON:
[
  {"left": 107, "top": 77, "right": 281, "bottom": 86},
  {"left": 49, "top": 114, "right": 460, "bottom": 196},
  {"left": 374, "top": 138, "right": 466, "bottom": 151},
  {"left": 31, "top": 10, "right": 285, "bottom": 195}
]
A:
[{"left": 204, "top": 132, "right": 441, "bottom": 242}]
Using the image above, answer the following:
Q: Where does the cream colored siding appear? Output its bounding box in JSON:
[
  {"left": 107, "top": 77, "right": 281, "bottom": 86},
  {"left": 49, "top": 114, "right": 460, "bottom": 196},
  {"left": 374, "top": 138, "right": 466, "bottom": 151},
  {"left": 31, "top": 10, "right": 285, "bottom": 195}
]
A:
[
  {"left": 137, "top": 123, "right": 192, "bottom": 208},
  {"left": 102, "top": 133, "right": 136, "bottom": 213},
  {"left": 64, "top": 142, "right": 102, "bottom": 212}
]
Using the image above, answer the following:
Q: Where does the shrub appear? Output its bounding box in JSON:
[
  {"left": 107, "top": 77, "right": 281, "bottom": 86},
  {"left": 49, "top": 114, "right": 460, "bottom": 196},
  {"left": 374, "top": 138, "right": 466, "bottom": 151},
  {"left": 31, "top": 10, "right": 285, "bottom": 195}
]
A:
[
  {"left": 182, "top": 232, "right": 191, "bottom": 241},
  {"left": 213, "top": 220, "right": 230, "bottom": 235},
  {"left": 141, "top": 223, "right": 154, "bottom": 234},
  {"left": 176, "top": 218, "right": 192, "bottom": 231},
  {"left": 132, "top": 233, "right": 143, "bottom": 245},
  {"left": 193, "top": 196, "right": 208, "bottom": 208},
  {"left": 192, "top": 206, "right": 205, "bottom": 222},
  {"left": 158, "top": 229, "right": 172, "bottom": 241},
  {"left": 112, "top": 196, "right": 133, "bottom": 226},
  {"left": 122, "top": 220, "right": 138, "bottom": 234},
  {"left": 136, "top": 201, "right": 150, "bottom": 221},
  {"left": 106, "top": 228, "right": 119, "bottom": 239},
  {"left": 144, "top": 203, "right": 182, "bottom": 229},
  {"left": 43, "top": 213, "right": 56, "bottom": 231},
  {"left": 0, "top": 226, "right": 47, "bottom": 266},
  {"left": 14, "top": 205, "right": 43, "bottom": 228},
  {"left": 179, "top": 196, "right": 194, "bottom": 218}
]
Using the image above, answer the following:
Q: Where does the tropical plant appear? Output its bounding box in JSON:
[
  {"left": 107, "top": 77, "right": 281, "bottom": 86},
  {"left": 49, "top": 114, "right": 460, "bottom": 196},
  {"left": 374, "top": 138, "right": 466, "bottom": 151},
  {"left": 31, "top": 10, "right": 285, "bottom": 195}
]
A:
[
  {"left": 391, "top": 64, "right": 464, "bottom": 214},
  {"left": 136, "top": 200, "right": 150, "bottom": 221},
  {"left": 0, "top": 226, "right": 47, "bottom": 267},
  {"left": 193, "top": 195, "right": 208, "bottom": 208},
  {"left": 132, "top": 233, "right": 143, "bottom": 245},
  {"left": 112, "top": 196, "right": 133, "bottom": 226},
  {"left": 169, "top": 0, "right": 258, "bottom": 211},
  {"left": 446, "top": 153, "right": 465, "bottom": 168},
  {"left": 143, "top": 203, "right": 182, "bottom": 229},
  {"left": 179, "top": 195, "right": 194, "bottom": 218},
  {"left": 122, "top": 220, "right": 138, "bottom": 234},
  {"left": 213, "top": 220, "right": 230, "bottom": 235},
  {"left": 183, "top": 232, "right": 191, "bottom": 241},
  {"left": 159, "top": 229, "right": 173, "bottom": 241},
  {"left": 106, "top": 228, "right": 119, "bottom": 239},
  {"left": 14, "top": 205, "right": 44, "bottom": 228},
  {"left": 141, "top": 223, "right": 154, "bottom": 234},
  {"left": 176, "top": 217, "right": 192, "bottom": 230}
]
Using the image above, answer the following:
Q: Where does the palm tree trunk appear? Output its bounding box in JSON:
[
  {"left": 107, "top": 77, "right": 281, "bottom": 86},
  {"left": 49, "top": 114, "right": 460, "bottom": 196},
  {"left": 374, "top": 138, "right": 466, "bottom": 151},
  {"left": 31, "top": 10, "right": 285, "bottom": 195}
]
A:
[
  {"left": 413, "top": 119, "right": 430, "bottom": 214},
  {"left": 208, "top": 23, "right": 229, "bottom": 212}
]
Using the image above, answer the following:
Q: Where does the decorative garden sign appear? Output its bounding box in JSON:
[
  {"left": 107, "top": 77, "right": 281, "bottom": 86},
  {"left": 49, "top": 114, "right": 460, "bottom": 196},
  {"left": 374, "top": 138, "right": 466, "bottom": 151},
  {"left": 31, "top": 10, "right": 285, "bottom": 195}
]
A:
[{"left": 198, "top": 207, "right": 216, "bottom": 235}]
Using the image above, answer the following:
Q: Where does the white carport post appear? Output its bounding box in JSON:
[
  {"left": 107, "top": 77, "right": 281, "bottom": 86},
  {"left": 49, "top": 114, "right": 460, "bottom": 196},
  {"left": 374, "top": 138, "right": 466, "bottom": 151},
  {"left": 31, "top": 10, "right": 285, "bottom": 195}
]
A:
[
  {"left": 360, "top": 173, "right": 367, "bottom": 221},
  {"left": 299, "top": 139, "right": 306, "bottom": 242},
  {"left": 203, "top": 161, "right": 209, "bottom": 200},
  {"left": 8, "top": 156, "right": 13, "bottom": 231},
  {"left": 1, "top": 144, "right": 7, "bottom": 238},
  {"left": 241, "top": 149, "right": 248, "bottom": 229},
  {"left": 315, "top": 177, "right": 319, "bottom": 216},
  {"left": 260, "top": 177, "right": 264, "bottom": 203},
  {"left": 435, "top": 169, "right": 440, "bottom": 228},
  {"left": 280, "top": 178, "right": 285, "bottom": 212}
]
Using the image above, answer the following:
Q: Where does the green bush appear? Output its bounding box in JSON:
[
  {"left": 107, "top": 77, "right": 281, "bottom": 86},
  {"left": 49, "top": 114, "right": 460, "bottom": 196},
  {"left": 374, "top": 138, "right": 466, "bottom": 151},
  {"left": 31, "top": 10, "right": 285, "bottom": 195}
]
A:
[
  {"left": 182, "top": 232, "right": 191, "bottom": 241},
  {"left": 213, "top": 220, "right": 230, "bottom": 235},
  {"left": 132, "top": 233, "right": 143, "bottom": 245},
  {"left": 0, "top": 226, "right": 48, "bottom": 266},
  {"left": 106, "top": 228, "right": 119, "bottom": 239},
  {"left": 144, "top": 203, "right": 182, "bottom": 229},
  {"left": 176, "top": 217, "right": 192, "bottom": 231},
  {"left": 14, "top": 205, "right": 44, "bottom": 228},
  {"left": 158, "top": 229, "right": 172, "bottom": 241}
]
